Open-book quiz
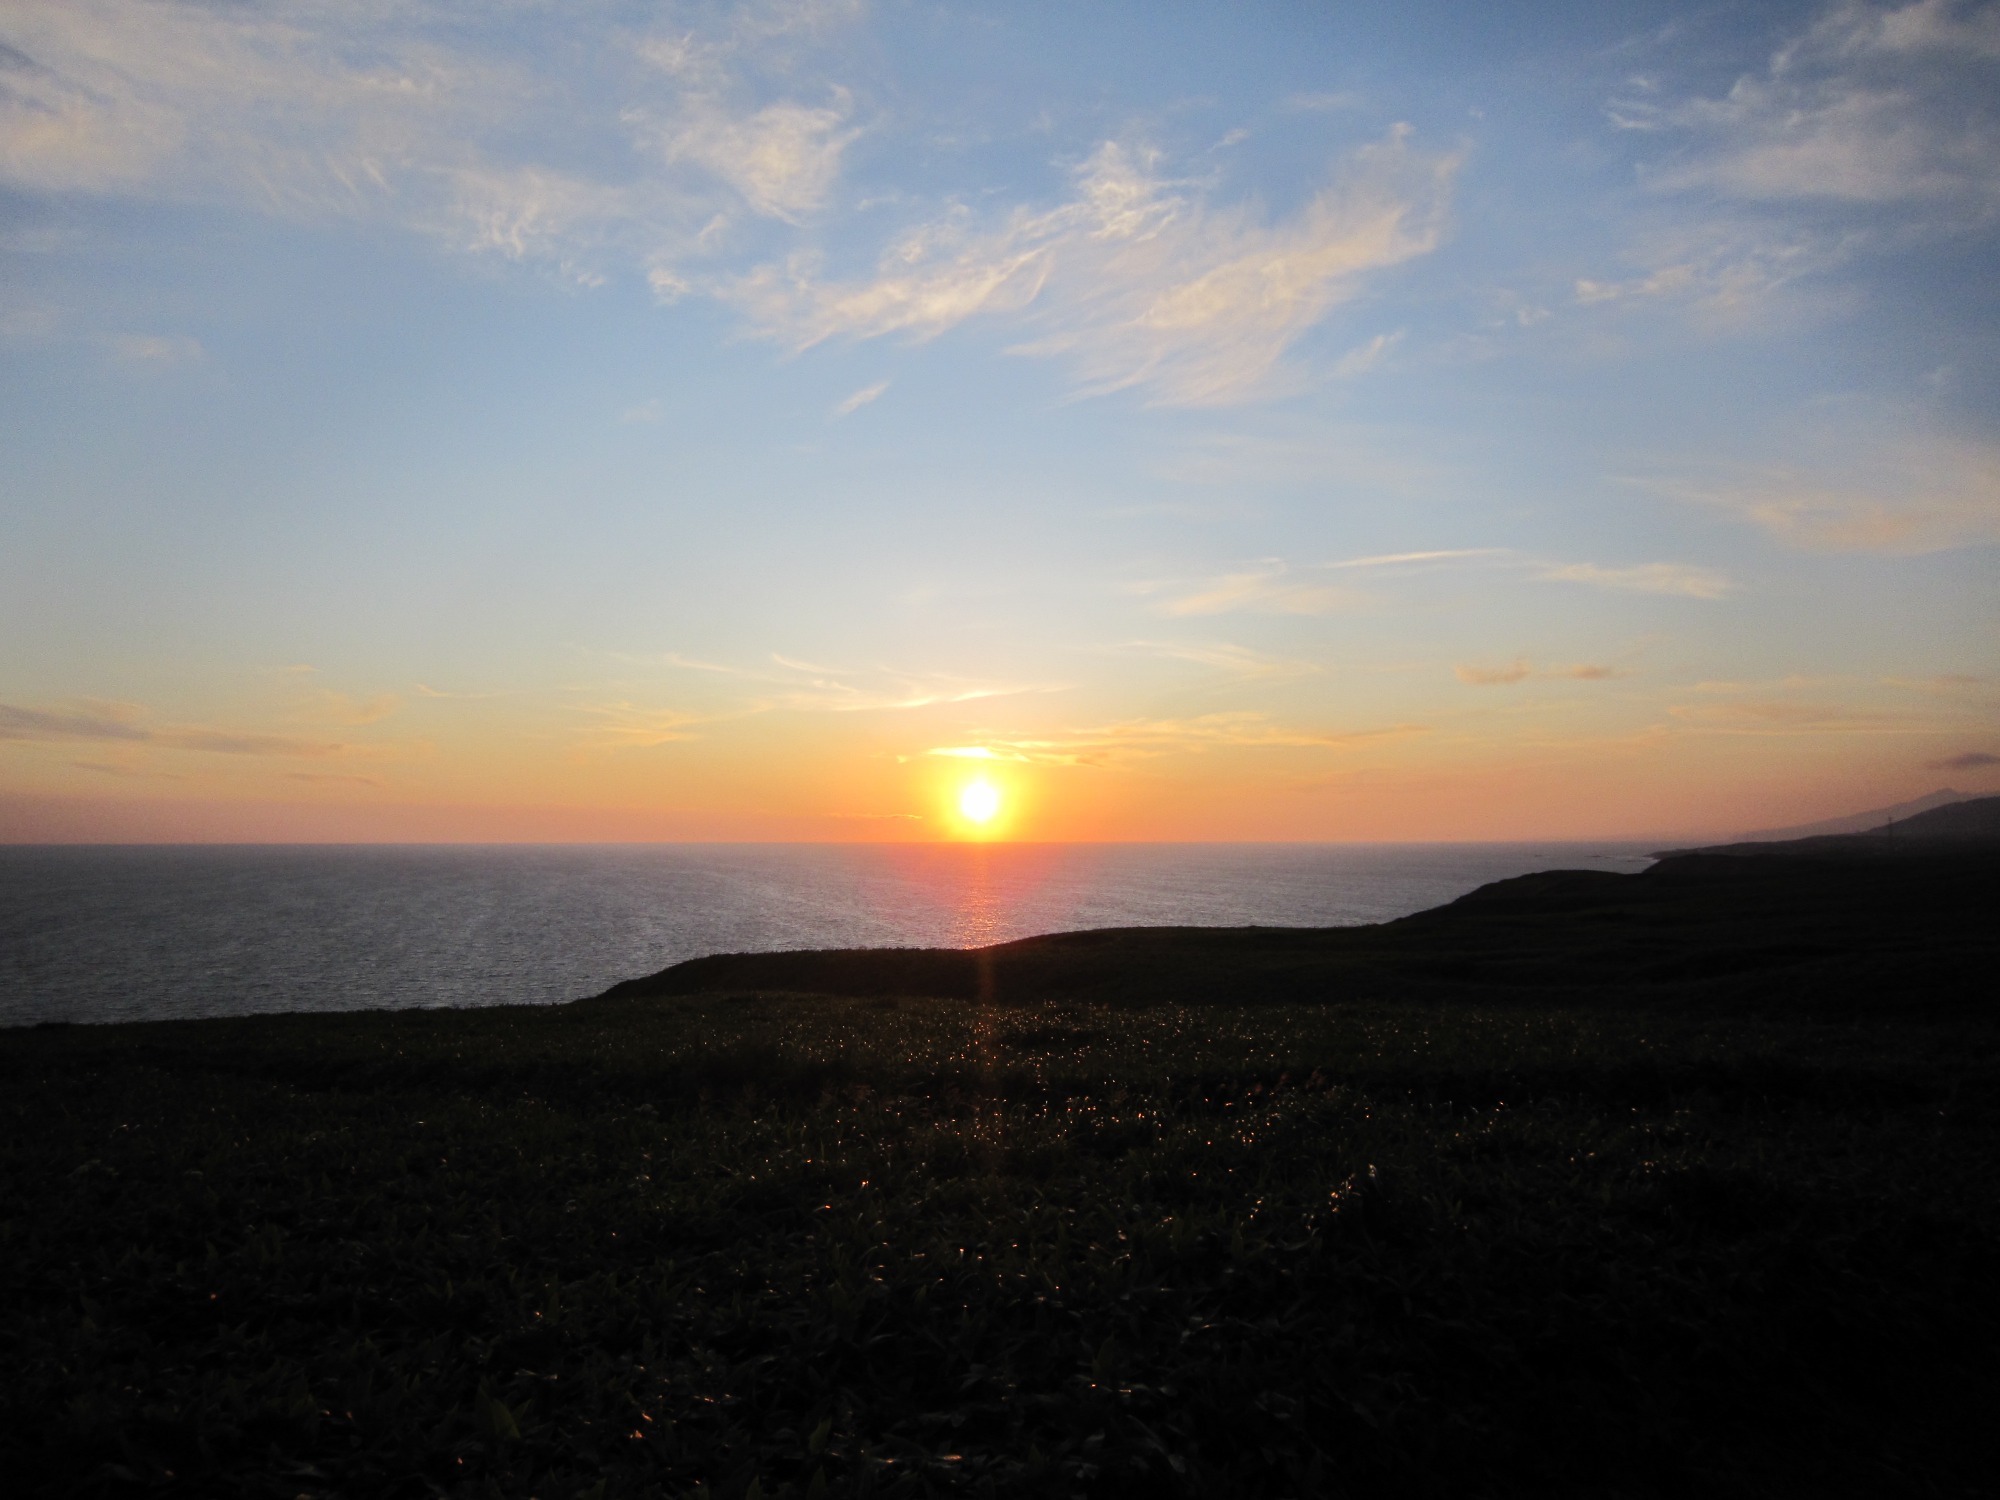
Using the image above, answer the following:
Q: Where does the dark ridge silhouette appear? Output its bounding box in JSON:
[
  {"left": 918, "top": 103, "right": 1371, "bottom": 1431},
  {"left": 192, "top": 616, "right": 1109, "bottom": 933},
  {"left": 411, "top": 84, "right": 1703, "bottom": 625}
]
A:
[
  {"left": 1671, "top": 790, "right": 2000, "bottom": 857},
  {"left": 1735, "top": 785, "right": 1973, "bottom": 841},
  {"left": 598, "top": 830, "right": 2000, "bottom": 1012}
]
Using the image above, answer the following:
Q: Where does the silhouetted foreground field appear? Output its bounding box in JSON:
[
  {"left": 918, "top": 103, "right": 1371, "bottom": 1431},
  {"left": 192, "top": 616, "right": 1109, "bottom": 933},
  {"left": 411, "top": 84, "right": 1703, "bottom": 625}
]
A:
[{"left": 5, "top": 850, "right": 1998, "bottom": 1498}]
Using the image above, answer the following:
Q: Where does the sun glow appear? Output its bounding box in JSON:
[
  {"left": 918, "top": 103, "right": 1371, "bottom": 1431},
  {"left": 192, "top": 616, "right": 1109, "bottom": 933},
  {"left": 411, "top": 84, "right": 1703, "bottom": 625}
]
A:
[{"left": 958, "top": 777, "right": 1003, "bottom": 825}]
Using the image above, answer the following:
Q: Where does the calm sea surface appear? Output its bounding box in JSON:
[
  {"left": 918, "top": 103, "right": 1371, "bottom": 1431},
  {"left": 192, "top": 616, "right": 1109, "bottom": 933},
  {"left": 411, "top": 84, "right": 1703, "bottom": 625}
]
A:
[{"left": 0, "top": 843, "right": 1654, "bottom": 1027}]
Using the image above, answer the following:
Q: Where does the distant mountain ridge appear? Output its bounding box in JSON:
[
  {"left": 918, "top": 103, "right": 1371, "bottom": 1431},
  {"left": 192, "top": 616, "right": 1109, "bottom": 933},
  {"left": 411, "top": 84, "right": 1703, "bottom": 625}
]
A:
[
  {"left": 1849, "top": 794, "right": 2000, "bottom": 840},
  {"left": 1669, "top": 793, "right": 2000, "bottom": 859},
  {"left": 1738, "top": 787, "right": 1975, "bottom": 841}
]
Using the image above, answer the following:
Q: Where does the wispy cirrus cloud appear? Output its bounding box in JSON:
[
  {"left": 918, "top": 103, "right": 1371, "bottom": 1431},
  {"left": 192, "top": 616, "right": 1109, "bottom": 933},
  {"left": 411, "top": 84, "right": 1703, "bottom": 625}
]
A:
[
  {"left": 927, "top": 713, "right": 1425, "bottom": 767},
  {"left": 1329, "top": 329, "right": 1404, "bottom": 378},
  {"left": 1569, "top": 217, "right": 1843, "bottom": 324},
  {"left": 1150, "top": 424, "right": 1449, "bottom": 491},
  {"left": 1667, "top": 698, "right": 1919, "bottom": 733},
  {"left": 0, "top": 699, "right": 344, "bottom": 756},
  {"left": 1622, "top": 1, "right": 2000, "bottom": 213},
  {"left": 1, "top": 3, "right": 1450, "bottom": 405},
  {"left": 833, "top": 379, "right": 889, "bottom": 415},
  {"left": 0, "top": 0, "right": 864, "bottom": 281},
  {"left": 1665, "top": 673, "right": 1960, "bottom": 735},
  {"left": 1455, "top": 660, "right": 1625, "bottom": 686},
  {"left": 654, "top": 650, "right": 1062, "bottom": 715},
  {"left": 631, "top": 17, "right": 863, "bottom": 225},
  {"left": 570, "top": 703, "right": 710, "bottom": 751},
  {"left": 1931, "top": 749, "right": 2000, "bottom": 768},
  {"left": 642, "top": 92, "right": 858, "bottom": 225},
  {"left": 1582, "top": 2, "right": 2000, "bottom": 325},
  {"left": 71, "top": 758, "right": 183, "bottom": 780},
  {"left": 764, "top": 655, "right": 1055, "bottom": 713},
  {"left": 1634, "top": 428, "right": 2000, "bottom": 552},
  {"left": 1160, "top": 563, "right": 1354, "bottom": 617},
  {"left": 111, "top": 333, "right": 203, "bottom": 366},
  {"left": 1536, "top": 560, "right": 1732, "bottom": 598},
  {"left": 1883, "top": 673, "right": 1987, "bottom": 694},
  {"left": 294, "top": 691, "right": 401, "bottom": 726},
  {"left": 1105, "top": 640, "right": 1319, "bottom": 681},
  {"left": 1147, "top": 549, "right": 1506, "bottom": 618},
  {"left": 1, "top": 1, "right": 525, "bottom": 213},
  {"left": 1157, "top": 547, "right": 1726, "bottom": 615},
  {"left": 1671, "top": 671, "right": 1992, "bottom": 740},
  {"left": 1454, "top": 660, "right": 1533, "bottom": 686},
  {"left": 721, "top": 127, "right": 1459, "bottom": 405}
]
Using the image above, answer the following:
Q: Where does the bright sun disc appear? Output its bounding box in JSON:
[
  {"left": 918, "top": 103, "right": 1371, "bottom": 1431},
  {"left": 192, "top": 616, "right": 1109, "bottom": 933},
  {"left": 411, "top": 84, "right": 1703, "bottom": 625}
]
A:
[{"left": 958, "top": 779, "right": 1001, "bottom": 824}]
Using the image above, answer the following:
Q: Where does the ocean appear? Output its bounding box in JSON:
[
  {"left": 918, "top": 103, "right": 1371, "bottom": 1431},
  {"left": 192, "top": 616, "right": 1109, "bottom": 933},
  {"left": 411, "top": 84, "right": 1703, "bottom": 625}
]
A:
[{"left": 0, "top": 842, "right": 1655, "bottom": 1026}]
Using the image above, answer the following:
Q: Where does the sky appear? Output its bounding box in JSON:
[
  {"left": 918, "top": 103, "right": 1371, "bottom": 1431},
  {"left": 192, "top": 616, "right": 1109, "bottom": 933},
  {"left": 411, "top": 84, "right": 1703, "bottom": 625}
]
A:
[{"left": 2, "top": 0, "right": 1997, "bottom": 843}]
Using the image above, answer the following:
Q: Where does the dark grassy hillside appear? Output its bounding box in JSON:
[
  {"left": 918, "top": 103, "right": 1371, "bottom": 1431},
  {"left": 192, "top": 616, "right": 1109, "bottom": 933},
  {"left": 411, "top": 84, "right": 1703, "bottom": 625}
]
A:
[
  {"left": 607, "top": 846, "right": 2000, "bottom": 1010},
  {"left": 4, "top": 851, "right": 1998, "bottom": 1498}
]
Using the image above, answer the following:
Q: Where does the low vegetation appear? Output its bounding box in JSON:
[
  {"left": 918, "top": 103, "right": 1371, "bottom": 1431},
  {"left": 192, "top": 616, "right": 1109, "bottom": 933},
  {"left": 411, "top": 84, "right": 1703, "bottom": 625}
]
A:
[{"left": 4, "top": 853, "right": 1997, "bottom": 1497}]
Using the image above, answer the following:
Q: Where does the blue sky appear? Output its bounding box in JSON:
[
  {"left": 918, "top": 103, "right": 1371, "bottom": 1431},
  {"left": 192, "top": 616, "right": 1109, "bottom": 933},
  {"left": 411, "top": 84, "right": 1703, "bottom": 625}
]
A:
[{"left": 2, "top": 0, "right": 1996, "bottom": 840}]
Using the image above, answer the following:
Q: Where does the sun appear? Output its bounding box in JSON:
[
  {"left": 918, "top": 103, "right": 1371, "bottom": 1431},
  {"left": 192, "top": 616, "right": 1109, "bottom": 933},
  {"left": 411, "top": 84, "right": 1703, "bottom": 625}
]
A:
[{"left": 958, "top": 778, "right": 1002, "bottom": 825}]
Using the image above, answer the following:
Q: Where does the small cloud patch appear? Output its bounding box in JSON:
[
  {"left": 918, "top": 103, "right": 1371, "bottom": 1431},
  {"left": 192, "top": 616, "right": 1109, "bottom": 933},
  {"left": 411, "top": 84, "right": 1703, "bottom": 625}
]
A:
[
  {"left": 1931, "top": 750, "right": 2000, "bottom": 770},
  {"left": 113, "top": 334, "right": 203, "bottom": 366},
  {"left": 1538, "top": 561, "right": 1730, "bottom": 599},
  {"left": 834, "top": 380, "right": 889, "bottom": 416},
  {"left": 1456, "top": 660, "right": 1533, "bottom": 686},
  {"left": 1456, "top": 660, "right": 1624, "bottom": 686}
]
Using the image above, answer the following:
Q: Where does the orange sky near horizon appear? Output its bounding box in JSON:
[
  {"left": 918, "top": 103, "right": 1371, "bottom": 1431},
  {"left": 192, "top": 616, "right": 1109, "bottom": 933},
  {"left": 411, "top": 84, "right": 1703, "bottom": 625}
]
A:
[
  {"left": 3, "top": 3, "right": 1995, "bottom": 843},
  {"left": 4, "top": 691, "right": 1988, "bottom": 844}
]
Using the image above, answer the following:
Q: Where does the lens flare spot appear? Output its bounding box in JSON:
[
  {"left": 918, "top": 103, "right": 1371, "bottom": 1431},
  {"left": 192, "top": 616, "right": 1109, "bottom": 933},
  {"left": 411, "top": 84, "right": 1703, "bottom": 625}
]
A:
[{"left": 958, "top": 779, "right": 1002, "bottom": 824}]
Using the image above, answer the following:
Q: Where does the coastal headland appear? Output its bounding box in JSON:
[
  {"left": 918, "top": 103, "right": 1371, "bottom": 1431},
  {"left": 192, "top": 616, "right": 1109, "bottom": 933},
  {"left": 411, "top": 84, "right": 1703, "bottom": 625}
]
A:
[{"left": 4, "top": 811, "right": 1997, "bottom": 1497}]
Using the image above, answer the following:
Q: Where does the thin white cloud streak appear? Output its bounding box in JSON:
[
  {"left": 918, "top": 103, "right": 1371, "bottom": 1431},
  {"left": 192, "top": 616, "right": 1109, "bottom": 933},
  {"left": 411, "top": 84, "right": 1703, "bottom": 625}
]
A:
[
  {"left": 1455, "top": 660, "right": 1533, "bottom": 686},
  {"left": 1455, "top": 660, "right": 1625, "bottom": 686},
  {"left": 1661, "top": 664, "right": 1987, "bottom": 736},
  {"left": 1328, "top": 547, "right": 1507, "bottom": 569},
  {"left": 571, "top": 702, "right": 709, "bottom": 751},
  {"left": 1615, "top": 2, "right": 2000, "bottom": 212},
  {"left": 1537, "top": 561, "right": 1732, "bottom": 598},
  {"left": 1633, "top": 430, "right": 2000, "bottom": 553},
  {"left": 112, "top": 333, "right": 203, "bottom": 365},
  {"left": 1106, "top": 640, "right": 1319, "bottom": 681},
  {"left": 1882, "top": 672, "right": 1988, "bottom": 694},
  {"left": 1151, "top": 425, "right": 1448, "bottom": 491},
  {"left": 1667, "top": 698, "right": 1925, "bottom": 733},
  {"left": 722, "top": 128, "right": 1460, "bottom": 405},
  {"left": 1284, "top": 91, "right": 1367, "bottom": 114},
  {"left": 926, "top": 714, "right": 1426, "bottom": 767},
  {"left": 0, "top": 699, "right": 345, "bottom": 756},
  {"left": 293, "top": 691, "right": 402, "bottom": 726},
  {"left": 1329, "top": 329, "right": 1403, "bottom": 378},
  {"left": 1157, "top": 548, "right": 1726, "bottom": 615},
  {"left": 1572, "top": 215, "right": 1858, "bottom": 327},
  {"left": 834, "top": 379, "right": 889, "bottom": 415},
  {"left": 652, "top": 651, "right": 1062, "bottom": 715},
  {"left": 1932, "top": 749, "right": 2000, "bottom": 768},
  {"left": 1162, "top": 564, "right": 1353, "bottom": 617}
]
